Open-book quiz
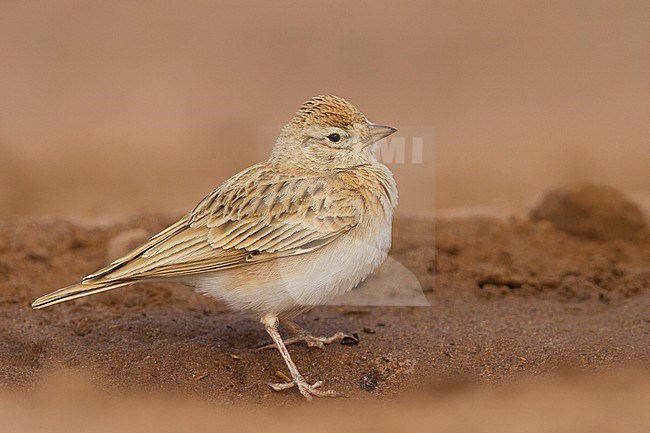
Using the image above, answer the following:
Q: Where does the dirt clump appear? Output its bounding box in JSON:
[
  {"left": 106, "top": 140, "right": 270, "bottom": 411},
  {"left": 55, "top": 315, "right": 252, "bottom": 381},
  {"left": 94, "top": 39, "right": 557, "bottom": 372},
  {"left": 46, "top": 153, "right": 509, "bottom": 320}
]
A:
[{"left": 530, "top": 183, "right": 646, "bottom": 241}]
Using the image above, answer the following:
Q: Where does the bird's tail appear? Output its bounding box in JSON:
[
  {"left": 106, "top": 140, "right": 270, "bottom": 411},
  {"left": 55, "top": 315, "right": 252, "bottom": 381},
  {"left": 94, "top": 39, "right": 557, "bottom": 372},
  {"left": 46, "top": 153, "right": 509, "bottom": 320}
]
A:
[{"left": 32, "top": 280, "right": 134, "bottom": 309}]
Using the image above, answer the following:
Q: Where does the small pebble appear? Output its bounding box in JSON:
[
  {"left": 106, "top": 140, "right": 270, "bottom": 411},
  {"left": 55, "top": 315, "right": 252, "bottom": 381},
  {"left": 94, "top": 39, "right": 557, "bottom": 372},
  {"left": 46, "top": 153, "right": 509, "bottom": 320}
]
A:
[
  {"left": 360, "top": 371, "right": 378, "bottom": 392},
  {"left": 341, "top": 333, "right": 360, "bottom": 346}
]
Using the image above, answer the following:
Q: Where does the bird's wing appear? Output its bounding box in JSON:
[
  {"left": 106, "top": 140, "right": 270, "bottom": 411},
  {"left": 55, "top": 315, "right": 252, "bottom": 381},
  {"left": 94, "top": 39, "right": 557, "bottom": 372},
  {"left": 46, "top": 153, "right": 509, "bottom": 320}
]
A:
[{"left": 85, "top": 165, "right": 361, "bottom": 283}]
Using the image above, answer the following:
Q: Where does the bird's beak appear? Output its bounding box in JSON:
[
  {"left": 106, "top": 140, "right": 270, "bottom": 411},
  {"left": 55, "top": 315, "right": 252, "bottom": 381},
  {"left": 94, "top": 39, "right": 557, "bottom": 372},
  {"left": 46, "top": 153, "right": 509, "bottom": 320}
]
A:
[{"left": 367, "top": 123, "right": 397, "bottom": 145}]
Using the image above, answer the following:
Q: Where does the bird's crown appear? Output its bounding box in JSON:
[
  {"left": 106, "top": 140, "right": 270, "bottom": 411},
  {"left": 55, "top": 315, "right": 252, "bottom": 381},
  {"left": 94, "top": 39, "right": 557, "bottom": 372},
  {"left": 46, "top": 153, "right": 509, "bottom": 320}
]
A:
[{"left": 290, "top": 95, "right": 368, "bottom": 129}]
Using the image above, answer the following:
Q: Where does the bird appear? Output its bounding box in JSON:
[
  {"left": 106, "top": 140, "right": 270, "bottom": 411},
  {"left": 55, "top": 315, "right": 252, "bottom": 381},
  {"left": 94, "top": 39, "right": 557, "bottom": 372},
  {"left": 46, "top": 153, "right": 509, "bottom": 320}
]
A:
[{"left": 32, "top": 95, "right": 398, "bottom": 400}]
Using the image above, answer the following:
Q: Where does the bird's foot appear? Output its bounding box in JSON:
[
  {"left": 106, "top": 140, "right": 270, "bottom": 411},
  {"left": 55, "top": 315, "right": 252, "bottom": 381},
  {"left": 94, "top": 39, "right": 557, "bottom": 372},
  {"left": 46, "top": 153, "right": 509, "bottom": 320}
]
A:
[
  {"left": 267, "top": 376, "right": 343, "bottom": 401},
  {"left": 256, "top": 331, "right": 345, "bottom": 351},
  {"left": 301, "top": 331, "right": 346, "bottom": 349}
]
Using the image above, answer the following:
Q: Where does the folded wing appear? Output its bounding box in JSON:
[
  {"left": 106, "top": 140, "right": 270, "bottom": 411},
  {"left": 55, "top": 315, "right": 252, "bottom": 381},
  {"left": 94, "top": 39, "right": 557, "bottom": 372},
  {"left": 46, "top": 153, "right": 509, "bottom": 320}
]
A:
[{"left": 85, "top": 165, "right": 361, "bottom": 284}]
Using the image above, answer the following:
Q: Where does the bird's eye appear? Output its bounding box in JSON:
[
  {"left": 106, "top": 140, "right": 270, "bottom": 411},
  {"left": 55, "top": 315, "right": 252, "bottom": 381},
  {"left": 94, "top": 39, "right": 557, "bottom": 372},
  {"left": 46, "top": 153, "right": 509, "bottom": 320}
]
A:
[{"left": 327, "top": 133, "right": 341, "bottom": 143}]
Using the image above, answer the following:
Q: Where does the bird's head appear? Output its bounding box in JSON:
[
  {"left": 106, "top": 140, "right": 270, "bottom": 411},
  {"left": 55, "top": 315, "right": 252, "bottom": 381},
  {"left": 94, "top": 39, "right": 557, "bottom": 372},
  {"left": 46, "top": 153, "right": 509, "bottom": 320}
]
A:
[{"left": 271, "top": 95, "right": 396, "bottom": 170}]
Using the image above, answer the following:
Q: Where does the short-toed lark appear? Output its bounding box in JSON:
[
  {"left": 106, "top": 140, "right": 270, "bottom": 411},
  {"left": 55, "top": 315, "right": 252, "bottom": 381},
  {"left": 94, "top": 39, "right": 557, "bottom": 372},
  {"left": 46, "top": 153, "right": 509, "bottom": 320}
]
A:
[{"left": 32, "top": 95, "right": 398, "bottom": 400}]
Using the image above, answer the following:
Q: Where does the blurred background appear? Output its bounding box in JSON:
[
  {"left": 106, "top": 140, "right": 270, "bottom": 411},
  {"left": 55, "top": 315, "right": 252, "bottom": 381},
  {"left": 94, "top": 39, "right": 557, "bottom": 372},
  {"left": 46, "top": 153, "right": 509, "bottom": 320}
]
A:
[{"left": 0, "top": 0, "right": 648, "bottom": 219}]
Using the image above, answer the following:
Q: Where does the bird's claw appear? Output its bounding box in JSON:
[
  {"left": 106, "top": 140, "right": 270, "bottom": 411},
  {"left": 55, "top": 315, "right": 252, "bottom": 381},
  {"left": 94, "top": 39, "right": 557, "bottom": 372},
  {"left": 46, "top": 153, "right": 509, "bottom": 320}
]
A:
[{"left": 266, "top": 377, "right": 343, "bottom": 401}]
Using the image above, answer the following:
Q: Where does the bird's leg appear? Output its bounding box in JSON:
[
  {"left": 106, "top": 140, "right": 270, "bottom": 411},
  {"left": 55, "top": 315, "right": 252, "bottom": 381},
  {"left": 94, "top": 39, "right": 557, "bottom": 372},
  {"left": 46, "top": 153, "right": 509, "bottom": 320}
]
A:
[
  {"left": 256, "top": 319, "right": 345, "bottom": 351},
  {"left": 262, "top": 315, "right": 341, "bottom": 401}
]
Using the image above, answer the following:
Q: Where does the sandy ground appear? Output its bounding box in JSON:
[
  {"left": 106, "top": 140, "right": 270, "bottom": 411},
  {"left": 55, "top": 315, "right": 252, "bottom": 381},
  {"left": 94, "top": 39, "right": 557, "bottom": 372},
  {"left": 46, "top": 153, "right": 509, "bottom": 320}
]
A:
[{"left": 0, "top": 210, "right": 649, "bottom": 431}]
